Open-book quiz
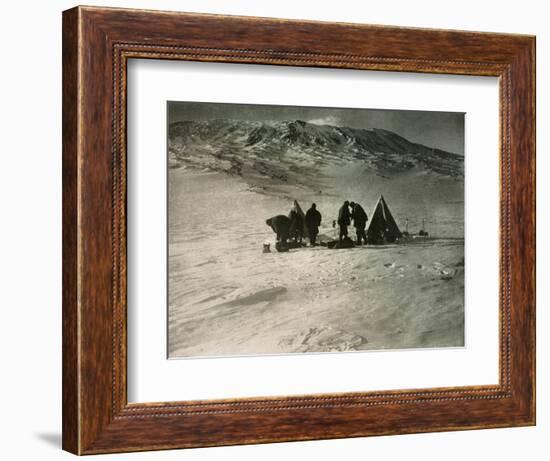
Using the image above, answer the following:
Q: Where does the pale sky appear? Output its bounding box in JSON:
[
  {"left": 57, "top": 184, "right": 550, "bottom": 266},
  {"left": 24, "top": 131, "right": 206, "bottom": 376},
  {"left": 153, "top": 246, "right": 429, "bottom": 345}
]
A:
[{"left": 168, "top": 101, "right": 465, "bottom": 155}]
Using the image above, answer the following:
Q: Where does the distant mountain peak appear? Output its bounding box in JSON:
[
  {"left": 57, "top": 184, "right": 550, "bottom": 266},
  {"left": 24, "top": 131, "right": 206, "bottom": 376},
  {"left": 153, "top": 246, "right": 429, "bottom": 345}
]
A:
[{"left": 168, "top": 119, "right": 463, "bottom": 184}]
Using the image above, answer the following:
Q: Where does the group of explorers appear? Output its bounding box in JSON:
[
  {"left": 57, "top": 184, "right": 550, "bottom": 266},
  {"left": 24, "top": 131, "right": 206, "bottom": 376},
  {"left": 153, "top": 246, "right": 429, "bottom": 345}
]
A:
[{"left": 265, "top": 200, "right": 369, "bottom": 250}]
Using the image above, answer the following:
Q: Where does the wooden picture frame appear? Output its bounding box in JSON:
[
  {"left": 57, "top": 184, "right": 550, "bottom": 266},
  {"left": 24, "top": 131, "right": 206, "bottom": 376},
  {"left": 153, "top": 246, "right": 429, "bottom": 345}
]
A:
[{"left": 62, "top": 5, "right": 535, "bottom": 455}]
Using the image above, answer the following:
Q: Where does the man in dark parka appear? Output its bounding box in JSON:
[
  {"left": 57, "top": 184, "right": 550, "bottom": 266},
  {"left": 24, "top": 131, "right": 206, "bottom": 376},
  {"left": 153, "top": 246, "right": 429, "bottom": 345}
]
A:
[
  {"left": 305, "top": 203, "right": 322, "bottom": 246},
  {"left": 337, "top": 201, "right": 351, "bottom": 242},
  {"left": 266, "top": 215, "right": 291, "bottom": 243},
  {"left": 350, "top": 201, "right": 369, "bottom": 245}
]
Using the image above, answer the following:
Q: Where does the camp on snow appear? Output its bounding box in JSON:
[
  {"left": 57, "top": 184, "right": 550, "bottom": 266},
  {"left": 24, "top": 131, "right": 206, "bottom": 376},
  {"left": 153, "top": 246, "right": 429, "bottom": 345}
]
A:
[{"left": 266, "top": 195, "right": 406, "bottom": 251}]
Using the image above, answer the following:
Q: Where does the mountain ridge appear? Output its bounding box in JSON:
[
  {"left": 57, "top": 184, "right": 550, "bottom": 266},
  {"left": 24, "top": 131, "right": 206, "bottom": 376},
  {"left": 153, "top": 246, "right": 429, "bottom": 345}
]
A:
[{"left": 168, "top": 119, "right": 464, "bottom": 188}]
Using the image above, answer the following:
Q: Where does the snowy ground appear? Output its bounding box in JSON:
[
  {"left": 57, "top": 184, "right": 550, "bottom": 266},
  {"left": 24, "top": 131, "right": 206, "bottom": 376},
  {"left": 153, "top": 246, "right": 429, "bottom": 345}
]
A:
[{"left": 168, "top": 168, "right": 464, "bottom": 358}]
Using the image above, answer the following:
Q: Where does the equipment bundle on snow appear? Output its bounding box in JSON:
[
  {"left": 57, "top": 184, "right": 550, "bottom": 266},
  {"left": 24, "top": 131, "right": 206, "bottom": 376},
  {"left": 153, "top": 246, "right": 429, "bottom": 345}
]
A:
[
  {"left": 366, "top": 195, "right": 402, "bottom": 244},
  {"left": 326, "top": 236, "right": 355, "bottom": 249}
]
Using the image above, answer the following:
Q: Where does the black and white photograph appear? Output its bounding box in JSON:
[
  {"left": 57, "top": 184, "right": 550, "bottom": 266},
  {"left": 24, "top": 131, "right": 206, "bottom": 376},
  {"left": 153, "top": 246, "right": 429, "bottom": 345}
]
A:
[{"left": 167, "top": 101, "right": 465, "bottom": 358}]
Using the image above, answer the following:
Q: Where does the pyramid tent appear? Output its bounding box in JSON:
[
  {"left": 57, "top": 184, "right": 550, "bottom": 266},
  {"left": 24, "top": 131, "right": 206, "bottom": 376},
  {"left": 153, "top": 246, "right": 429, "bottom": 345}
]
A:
[
  {"left": 289, "top": 200, "right": 309, "bottom": 236},
  {"left": 290, "top": 200, "right": 305, "bottom": 218},
  {"left": 366, "top": 195, "right": 402, "bottom": 244}
]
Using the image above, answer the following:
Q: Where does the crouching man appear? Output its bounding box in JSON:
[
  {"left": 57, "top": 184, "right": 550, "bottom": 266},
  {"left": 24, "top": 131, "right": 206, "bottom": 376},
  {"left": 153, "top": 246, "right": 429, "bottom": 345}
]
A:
[{"left": 266, "top": 215, "right": 291, "bottom": 252}]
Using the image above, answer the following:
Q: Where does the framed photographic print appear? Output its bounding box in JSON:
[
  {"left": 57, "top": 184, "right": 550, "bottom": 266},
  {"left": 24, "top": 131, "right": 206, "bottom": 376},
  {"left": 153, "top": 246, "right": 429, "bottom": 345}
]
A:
[
  {"left": 165, "top": 100, "right": 466, "bottom": 359},
  {"left": 62, "top": 6, "right": 535, "bottom": 455}
]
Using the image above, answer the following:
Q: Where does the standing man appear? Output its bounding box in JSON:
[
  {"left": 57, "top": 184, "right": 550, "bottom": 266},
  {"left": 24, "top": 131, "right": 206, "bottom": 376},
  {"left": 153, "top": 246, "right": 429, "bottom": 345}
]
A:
[
  {"left": 305, "top": 203, "right": 322, "bottom": 246},
  {"left": 350, "top": 201, "right": 368, "bottom": 245},
  {"left": 337, "top": 200, "right": 351, "bottom": 242}
]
